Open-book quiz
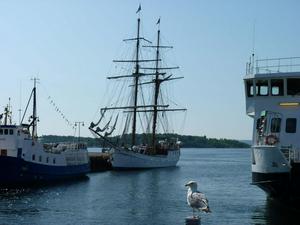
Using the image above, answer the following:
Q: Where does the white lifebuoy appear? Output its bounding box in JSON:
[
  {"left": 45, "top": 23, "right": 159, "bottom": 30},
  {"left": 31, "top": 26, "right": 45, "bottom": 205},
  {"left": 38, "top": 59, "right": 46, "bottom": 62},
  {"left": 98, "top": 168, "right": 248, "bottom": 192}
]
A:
[{"left": 265, "top": 135, "right": 278, "bottom": 145}]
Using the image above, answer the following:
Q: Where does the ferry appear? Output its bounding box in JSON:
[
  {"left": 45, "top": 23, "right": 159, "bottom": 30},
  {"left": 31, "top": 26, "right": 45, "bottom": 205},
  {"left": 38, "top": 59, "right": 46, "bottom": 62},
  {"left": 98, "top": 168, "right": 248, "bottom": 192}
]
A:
[
  {"left": 244, "top": 56, "right": 300, "bottom": 201},
  {"left": 0, "top": 79, "right": 90, "bottom": 187}
]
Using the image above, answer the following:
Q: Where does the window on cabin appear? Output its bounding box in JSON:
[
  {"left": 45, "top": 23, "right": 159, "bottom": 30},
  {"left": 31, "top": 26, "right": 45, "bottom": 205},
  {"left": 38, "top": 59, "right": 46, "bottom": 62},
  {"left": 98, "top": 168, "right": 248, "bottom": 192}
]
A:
[
  {"left": 256, "top": 80, "right": 268, "bottom": 96},
  {"left": 0, "top": 129, "right": 3, "bottom": 135},
  {"left": 53, "top": 158, "right": 56, "bottom": 164},
  {"left": 9, "top": 129, "right": 13, "bottom": 135},
  {"left": 271, "top": 79, "right": 284, "bottom": 96},
  {"left": 1, "top": 149, "right": 7, "bottom": 156},
  {"left": 46, "top": 157, "right": 49, "bottom": 163},
  {"left": 256, "top": 117, "right": 267, "bottom": 135},
  {"left": 39, "top": 156, "right": 42, "bottom": 162},
  {"left": 287, "top": 78, "right": 300, "bottom": 95},
  {"left": 271, "top": 118, "right": 281, "bottom": 133},
  {"left": 286, "top": 118, "right": 297, "bottom": 133},
  {"left": 256, "top": 118, "right": 261, "bottom": 130},
  {"left": 4, "top": 129, "right": 8, "bottom": 135},
  {"left": 246, "top": 80, "right": 254, "bottom": 97},
  {"left": 32, "top": 154, "right": 35, "bottom": 161}
]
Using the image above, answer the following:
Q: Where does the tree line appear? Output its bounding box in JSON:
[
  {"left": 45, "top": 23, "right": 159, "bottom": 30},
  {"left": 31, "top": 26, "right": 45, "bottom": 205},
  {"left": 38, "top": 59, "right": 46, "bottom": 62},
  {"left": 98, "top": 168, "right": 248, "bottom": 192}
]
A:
[{"left": 39, "top": 134, "right": 250, "bottom": 148}]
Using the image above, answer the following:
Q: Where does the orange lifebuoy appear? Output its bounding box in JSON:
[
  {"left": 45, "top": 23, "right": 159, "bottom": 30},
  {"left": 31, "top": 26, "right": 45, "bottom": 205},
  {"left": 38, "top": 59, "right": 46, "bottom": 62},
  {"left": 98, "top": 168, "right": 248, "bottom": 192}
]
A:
[{"left": 265, "top": 135, "right": 278, "bottom": 145}]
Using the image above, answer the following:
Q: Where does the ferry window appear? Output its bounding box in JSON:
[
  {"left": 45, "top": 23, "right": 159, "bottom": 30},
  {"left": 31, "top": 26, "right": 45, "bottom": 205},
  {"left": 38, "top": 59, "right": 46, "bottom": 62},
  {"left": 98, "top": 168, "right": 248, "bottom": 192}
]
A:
[
  {"left": 271, "top": 79, "right": 284, "bottom": 96},
  {"left": 271, "top": 118, "right": 281, "bottom": 133},
  {"left": 287, "top": 79, "right": 300, "bottom": 95},
  {"left": 256, "top": 80, "right": 268, "bottom": 96},
  {"left": 286, "top": 118, "right": 297, "bottom": 133},
  {"left": 246, "top": 80, "right": 254, "bottom": 97},
  {"left": 9, "top": 129, "right": 13, "bottom": 135},
  {"left": 46, "top": 157, "right": 49, "bottom": 163},
  {"left": 1, "top": 149, "right": 7, "bottom": 156},
  {"left": 256, "top": 117, "right": 267, "bottom": 135},
  {"left": 4, "top": 129, "right": 8, "bottom": 135},
  {"left": 53, "top": 158, "right": 56, "bottom": 164},
  {"left": 32, "top": 154, "right": 36, "bottom": 161},
  {"left": 0, "top": 129, "right": 3, "bottom": 135},
  {"left": 39, "top": 155, "right": 42, "bottom": 162},
  {"left": 256, "top": 118, "right": 261, "bottom": 130}
]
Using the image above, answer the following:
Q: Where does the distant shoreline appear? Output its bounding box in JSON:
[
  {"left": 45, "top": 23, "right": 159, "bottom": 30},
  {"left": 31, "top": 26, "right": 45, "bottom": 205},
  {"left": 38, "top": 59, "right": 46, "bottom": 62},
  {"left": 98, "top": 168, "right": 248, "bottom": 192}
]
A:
[{"left": 39, "top": 134, "right": 250, "bottom": 149}]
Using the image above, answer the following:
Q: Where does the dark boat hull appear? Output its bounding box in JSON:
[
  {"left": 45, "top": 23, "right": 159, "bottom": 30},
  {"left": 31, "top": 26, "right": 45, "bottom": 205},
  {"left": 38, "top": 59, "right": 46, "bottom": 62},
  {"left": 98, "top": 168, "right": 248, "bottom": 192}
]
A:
[
  {"left": 0, "top": 156, "right": 90, "bottom": 187},
  {"left": 252, "top": 162, "right": 300, "bottom": 202}
]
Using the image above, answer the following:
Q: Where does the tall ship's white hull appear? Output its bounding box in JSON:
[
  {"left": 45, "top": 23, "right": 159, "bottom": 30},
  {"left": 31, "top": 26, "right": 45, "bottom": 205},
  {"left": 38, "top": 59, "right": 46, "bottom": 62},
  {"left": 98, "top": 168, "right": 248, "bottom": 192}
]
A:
[{"left": 111, "top": 148, "right": 180, "bottom": 169}]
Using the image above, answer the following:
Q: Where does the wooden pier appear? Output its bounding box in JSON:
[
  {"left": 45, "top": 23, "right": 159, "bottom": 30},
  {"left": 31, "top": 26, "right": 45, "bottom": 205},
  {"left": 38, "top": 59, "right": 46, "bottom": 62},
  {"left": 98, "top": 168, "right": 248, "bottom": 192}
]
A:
[{"left": 88, "top": 152, "right": 112, "bottom": 172}]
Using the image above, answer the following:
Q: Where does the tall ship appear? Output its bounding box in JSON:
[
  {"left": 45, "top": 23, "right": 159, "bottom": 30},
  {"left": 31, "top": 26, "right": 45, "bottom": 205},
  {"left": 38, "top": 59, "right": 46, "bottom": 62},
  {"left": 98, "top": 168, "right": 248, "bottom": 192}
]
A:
[
  {"left": 89, "top": 11, "right": 186, "bottom": 169},
  {"left": 244, "top": 55, "right": 300, "bottom": 201},
  {"left": 0, "top": 79, "right": 90, "bottom": 187}
]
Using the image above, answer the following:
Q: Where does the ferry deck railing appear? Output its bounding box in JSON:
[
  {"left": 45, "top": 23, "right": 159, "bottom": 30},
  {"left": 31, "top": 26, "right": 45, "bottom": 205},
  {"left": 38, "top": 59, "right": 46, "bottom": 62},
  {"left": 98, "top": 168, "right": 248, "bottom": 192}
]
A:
[
  {"left": 280, "top": 146, "right": 300, "bottom": 163},
  {"left": 246, "top": 57, "right": 300, "bottom": 75}
]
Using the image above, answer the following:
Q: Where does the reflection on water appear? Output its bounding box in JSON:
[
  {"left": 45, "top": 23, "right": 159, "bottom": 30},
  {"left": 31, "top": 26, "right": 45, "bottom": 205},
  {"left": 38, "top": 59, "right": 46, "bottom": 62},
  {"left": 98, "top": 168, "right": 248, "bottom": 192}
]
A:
[{"left": 252, "top": 198, "right": 300, "bottom": 225}]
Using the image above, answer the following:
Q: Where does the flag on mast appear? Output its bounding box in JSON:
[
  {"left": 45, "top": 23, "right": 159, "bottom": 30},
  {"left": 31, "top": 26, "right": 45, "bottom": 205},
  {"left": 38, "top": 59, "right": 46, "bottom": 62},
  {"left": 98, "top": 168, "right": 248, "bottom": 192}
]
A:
[
  {"left": 136, "top": 4, "right": 141, "bottom": 13},
  {"left": 156, "top": 18, "right": 160, "bottom": 25}
]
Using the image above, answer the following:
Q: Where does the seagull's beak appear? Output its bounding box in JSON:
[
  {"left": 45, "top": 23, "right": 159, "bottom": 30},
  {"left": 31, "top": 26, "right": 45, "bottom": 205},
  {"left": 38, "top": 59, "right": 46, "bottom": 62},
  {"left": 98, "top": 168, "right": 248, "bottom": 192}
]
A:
[{"left": 185, "top": 183, "right": 189, "bottom": 187}]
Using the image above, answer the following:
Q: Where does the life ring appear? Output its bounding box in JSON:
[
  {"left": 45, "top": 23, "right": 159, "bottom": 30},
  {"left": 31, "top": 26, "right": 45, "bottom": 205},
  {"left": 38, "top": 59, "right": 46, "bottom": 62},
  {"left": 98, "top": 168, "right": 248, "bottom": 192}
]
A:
[{"left": 265, "top": 135, "right": 278, "bottom": 145}]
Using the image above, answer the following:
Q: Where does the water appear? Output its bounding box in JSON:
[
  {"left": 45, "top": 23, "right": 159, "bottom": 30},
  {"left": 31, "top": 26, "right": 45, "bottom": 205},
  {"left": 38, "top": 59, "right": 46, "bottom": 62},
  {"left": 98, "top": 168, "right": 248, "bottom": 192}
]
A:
[{"left": 0, "top": 148, "right": 299, "bottom": 225}]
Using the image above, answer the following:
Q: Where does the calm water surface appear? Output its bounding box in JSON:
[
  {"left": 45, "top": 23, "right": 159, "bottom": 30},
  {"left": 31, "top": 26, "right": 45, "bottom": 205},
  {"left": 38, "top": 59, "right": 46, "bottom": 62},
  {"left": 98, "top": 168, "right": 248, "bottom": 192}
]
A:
[{"left": 0, "top": 148, "right": 299, "bottom": 225}]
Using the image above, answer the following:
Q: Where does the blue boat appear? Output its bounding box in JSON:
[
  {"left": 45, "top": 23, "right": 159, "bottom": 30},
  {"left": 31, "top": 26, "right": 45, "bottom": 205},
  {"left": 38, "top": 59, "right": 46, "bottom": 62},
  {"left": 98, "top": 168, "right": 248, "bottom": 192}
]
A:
[{"left": 0, "top": 79, "right": 90, "bottom": 187}]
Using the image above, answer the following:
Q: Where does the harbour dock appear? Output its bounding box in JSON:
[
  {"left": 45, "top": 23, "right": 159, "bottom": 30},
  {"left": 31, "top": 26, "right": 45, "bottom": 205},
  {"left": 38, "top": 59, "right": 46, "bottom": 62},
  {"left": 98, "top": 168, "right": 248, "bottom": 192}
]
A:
[{"left": 88, "top": 152, "right": 112, "bottom": 172}]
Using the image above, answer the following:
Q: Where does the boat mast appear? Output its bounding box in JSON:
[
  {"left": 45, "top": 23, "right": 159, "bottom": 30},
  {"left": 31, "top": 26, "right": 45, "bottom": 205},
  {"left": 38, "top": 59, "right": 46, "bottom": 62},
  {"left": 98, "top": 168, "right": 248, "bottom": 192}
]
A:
[
  {"left": 32, "top": 78, "right": 38, "bottom": 140},
  {"left": 3, "top": 98, "right": 12, "bottom": 125},
  {"left": 131, "top": 16, "right": 141, "bottom": 147},
  {"left": 151, "top": 27, "right": 161, "bottom": 151}
]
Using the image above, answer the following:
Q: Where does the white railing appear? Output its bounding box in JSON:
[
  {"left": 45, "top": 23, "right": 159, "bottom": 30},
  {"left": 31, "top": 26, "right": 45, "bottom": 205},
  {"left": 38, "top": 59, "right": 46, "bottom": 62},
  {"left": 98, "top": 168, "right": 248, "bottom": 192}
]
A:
[
  {"left": 280, "top": 147, "right": 300, "bottom": 163},
  {"left": 246, "top": 57, "right": 300, "bottom": 75},
  {"left": 255, "top": 57, "right": 300, "bottom": 74},
  {"left": 44, "top": 142, "right": 87, "bottom": 153}
]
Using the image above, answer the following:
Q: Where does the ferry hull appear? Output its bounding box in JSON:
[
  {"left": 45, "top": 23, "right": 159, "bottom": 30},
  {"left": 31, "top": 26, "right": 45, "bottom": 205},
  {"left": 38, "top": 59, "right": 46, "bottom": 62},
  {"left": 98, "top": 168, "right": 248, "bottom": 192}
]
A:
[
  {"left": 0, "top": 156, "right": 90, "bottom": 187},
  {"left": 252, "top": 163, "right": 300, "bottom": 201},
  {"left": 111, "top": 149, "right": 180, "bottom": 169}
]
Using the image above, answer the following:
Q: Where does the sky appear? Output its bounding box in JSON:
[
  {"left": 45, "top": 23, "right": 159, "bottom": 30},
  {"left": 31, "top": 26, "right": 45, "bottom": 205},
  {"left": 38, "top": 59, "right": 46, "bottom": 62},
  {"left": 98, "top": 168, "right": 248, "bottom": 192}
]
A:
[{"left": 0, "top": 0, "right": 299, "bottom": 139}]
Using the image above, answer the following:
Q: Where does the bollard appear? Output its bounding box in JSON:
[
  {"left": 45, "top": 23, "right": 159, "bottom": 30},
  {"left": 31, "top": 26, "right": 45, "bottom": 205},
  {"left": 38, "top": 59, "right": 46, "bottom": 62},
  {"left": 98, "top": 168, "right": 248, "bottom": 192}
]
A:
[{"left": 185, "top": 216, "right": 200, "bottom": 225}]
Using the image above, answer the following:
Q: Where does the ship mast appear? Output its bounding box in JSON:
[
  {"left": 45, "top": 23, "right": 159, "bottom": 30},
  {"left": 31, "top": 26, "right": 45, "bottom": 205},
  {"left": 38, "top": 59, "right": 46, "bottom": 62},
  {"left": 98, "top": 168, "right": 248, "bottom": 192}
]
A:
[
  {"left": 3, "top": 98, "right": 12, "bottom": 125},
  {"left": 151, "top": 27, "right": 161, "bottom": 151},
  {"left": 141, "top": 19, "right": 186, "bottom": 152},
  {"left": 131, "top": 16, "right": 141, "bottom": 147},
  {"left": 89, "top": 9, "right": 187, "bottom": 150},
  {"left": 32, "top": 77, "right": 38, "bottom": 140}
]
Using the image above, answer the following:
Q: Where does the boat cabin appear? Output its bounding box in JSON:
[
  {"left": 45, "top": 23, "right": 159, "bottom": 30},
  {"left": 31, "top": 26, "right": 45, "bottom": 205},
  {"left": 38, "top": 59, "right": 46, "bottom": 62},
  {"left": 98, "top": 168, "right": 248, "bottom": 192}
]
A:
[{"left": 244, "top": 57, "right": 300, "bottom": 149}]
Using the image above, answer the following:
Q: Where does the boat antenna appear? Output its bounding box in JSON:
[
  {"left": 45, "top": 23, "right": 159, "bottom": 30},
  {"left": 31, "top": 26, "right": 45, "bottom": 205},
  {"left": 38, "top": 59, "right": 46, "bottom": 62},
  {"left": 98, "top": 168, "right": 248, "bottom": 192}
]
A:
[
  {"left": 251, "top": 20, "right": 256, "bottom": 74},
  {"left": 18, "top": 81, "right": 22, "bottom": 124},
  {"left": 8, "top": 97, "right": 12, "bottom": 125}
]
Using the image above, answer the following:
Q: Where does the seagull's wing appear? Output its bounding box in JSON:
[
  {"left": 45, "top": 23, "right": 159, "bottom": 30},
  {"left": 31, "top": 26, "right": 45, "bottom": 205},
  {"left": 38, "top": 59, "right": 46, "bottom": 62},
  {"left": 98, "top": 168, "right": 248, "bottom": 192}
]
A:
[{"left": 189, "top": 191, "right": 209, "bottom": 211}]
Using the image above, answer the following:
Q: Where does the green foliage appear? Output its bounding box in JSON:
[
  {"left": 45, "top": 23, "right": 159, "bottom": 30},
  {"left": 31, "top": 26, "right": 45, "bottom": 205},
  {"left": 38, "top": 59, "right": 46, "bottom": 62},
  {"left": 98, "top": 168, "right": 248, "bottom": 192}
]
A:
[{"left": 39, "top": 134, "right": 250, "bottom": 148}]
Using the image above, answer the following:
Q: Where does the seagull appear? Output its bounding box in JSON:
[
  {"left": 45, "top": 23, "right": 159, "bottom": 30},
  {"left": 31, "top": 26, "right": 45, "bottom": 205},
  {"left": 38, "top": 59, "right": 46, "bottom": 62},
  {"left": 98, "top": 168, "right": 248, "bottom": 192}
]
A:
[{"left": 185, "top": 181, "right": 211, "bottom": 217}]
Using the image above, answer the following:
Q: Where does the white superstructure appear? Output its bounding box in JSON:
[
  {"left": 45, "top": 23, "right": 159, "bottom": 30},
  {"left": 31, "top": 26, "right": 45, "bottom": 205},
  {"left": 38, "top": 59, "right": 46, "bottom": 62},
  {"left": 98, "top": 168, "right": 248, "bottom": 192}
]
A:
[{"left": 244, "top": 56, "right": 300, "bottom": 198}]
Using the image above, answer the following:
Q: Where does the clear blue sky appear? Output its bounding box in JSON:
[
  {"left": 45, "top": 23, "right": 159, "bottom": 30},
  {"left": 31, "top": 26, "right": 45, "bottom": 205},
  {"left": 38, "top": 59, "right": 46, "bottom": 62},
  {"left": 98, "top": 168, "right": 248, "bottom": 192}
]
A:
[{"left": 0, "top": 0, "right": 299, "bottom": 139}]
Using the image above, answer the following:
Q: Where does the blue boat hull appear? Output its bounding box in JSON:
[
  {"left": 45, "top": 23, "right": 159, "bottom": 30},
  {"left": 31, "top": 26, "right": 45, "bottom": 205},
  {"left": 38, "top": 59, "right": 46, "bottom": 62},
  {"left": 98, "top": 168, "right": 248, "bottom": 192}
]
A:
[{"left": 0, "top": 156, "right": 90, "bottom": 187}]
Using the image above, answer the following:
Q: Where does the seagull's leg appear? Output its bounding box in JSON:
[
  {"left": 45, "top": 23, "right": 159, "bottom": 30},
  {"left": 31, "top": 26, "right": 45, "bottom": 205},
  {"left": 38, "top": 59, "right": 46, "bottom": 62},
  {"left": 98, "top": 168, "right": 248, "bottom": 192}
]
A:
[{"left": 192, "top": 208, "right": 195, "bottom": 218}]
